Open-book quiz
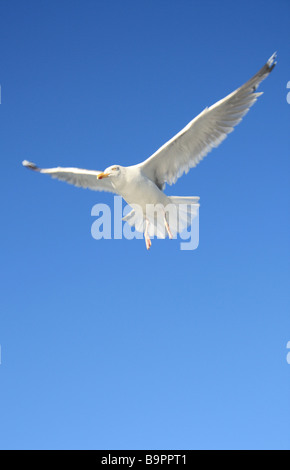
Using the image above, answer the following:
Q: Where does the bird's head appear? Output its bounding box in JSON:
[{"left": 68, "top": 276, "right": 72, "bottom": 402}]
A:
[{"left": 97, "top": 165, "right": 122, "bottom": 180}]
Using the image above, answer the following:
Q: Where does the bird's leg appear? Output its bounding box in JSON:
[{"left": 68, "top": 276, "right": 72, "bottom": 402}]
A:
[
  {"left": 164, "top": 212, "right": 173, "bottom": 239},
  {"left": 144, "top": 219, "right": 151, "bottom": 250}
]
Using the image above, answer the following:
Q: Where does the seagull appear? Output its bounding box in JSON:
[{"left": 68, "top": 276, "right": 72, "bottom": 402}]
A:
[{"left": 23, "top": 53, "right": 276, "bottom": 250}]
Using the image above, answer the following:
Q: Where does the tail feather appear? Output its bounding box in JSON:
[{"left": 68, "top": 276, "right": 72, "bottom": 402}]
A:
[
  {"left": 123, "top": 196, "right": 199, "bottom": 238},
  {"left": 168, "top": 196, "right": 199, "bottom": 236}
]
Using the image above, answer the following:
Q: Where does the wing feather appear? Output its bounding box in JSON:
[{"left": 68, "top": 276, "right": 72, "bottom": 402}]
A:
[
  {"left": 22, "top": 161, "right": 117, "bottom": 194},
  {"left": 140, "top": 53, "right": 277, "bottom": 188}
]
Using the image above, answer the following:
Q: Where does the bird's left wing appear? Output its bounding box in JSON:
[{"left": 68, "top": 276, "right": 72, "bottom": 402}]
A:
[
  {"left": 22, "top": 160, "right": 117, "bottom": 193},
  {"left": 139, "top": 53, "right": 277, "bottom": 189}
]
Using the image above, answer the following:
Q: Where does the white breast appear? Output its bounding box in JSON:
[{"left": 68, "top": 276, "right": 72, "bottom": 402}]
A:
[{"left": 114, "top": 166, "right": 169, "bottom": 211}]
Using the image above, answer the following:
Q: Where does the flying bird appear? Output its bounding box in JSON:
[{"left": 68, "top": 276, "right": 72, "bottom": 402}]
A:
[{"left": 23, "top": 53, "right": 277, "bottom": 250}]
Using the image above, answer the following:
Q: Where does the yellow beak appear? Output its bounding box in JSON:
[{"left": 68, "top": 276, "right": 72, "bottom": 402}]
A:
[{"left": 97, "top": 172, "right": 110, "bottom": 180}]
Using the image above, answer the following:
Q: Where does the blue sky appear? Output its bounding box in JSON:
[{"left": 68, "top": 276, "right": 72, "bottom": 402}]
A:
[{"left": 0, "top": 0, "right": 289, "bottom": 450}]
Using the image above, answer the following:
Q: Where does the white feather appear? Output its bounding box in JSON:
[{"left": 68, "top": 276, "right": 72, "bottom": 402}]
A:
[{"left": 139, "top": 53, "right": 277, "bottom": 188}]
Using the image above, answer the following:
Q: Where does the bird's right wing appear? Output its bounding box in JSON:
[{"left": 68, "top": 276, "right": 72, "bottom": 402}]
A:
[
  {"left": 139, "top": 53, "right": 277, "bottom": 189},
  {"left": 22, "top": 160, "right": 117, "bottom": 194}
]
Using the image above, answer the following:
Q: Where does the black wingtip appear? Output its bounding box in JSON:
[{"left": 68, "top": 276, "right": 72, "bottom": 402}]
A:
[
  {"left": 267, "top": 52, "right": 277, "bottom": 72},
  {"left": 22, "top": 160, "right": 39, "bottom": 171}
]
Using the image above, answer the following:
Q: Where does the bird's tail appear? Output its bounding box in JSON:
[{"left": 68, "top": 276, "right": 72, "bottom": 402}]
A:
[
  {"left": 166, "top": 196, "right": 200, "bottom": 236},
  {"left": 123, "top": 196, "right": 199, "bottom": 238}
]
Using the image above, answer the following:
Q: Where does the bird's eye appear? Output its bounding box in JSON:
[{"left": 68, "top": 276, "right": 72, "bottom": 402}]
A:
[{"left": 112, "top": 166, "right": 119, "bottom": 171}]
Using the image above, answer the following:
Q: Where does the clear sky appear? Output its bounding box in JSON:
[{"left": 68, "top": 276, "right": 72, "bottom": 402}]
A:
[{"left": 0, "top": 0, "right": 289, "bottom": 450}]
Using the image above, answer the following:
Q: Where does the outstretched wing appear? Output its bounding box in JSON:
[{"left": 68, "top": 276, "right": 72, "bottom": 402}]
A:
[
  {"left": 22, "top": 160, "right": 117, "bottom": 193},
  {"left": 139, "top": 53, "right": 277, "bottom": 189}
]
